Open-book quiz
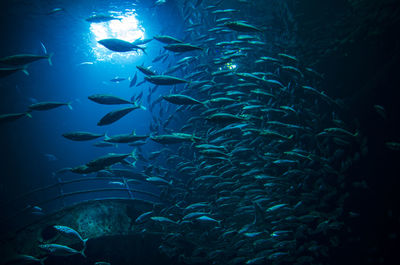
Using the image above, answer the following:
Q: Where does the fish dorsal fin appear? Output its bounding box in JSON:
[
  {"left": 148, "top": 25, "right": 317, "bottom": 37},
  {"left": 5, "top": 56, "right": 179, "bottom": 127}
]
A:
[{"left": 132, "top": 130, "right": 136, "bottom": 135}]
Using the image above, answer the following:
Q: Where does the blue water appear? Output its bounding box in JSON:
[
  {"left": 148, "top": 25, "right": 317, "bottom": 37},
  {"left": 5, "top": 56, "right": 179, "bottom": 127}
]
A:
[
  {"left": 1, "top": 1, "right": 400, "bottom": 265},
  {"left": 0, "top": 0, "right": 186, "bottom": 199}
]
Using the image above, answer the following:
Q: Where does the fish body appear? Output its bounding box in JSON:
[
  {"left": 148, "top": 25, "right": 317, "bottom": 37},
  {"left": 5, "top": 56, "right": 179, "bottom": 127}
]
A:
[
  {"left": 89, "top": 94, "right": 133, "bottom": 105},
  {"left": 110, "top": 77, "right": 126, "bottom": 82},
  {"left": 4, "top": 254, "right": 46, "bottom": 265},
  {"left": 0, "top": 112, "right": 31, "bottom": 123},
  {"left": 28, "top": 101, "right": 72, "bottom": 111},
  {"left": 47, "top": 7, "right": 64, "bottom": 15},
  {"left": 135, "top": 211, "right": 152, "bottom": 224},
  {"left": 136, "top": 65, "right": 156, "bottom": 76},
  {"left": 196, "top": 215, "right": 221, "bottom": 226},
  {"left": 0, "top": 65, "right": 29, "bottom": 77},
  {"left": 97, "top": 106, "right": 140, "bottom": 126},
  {"left": 164, "top": 43, "right": 202, "bottom": 52},
  {"left": 145, "top": 75, "right": 188, "bottom": 85},
  {"left": 224, "top": 21, "right": 262, "bottom": 32},
  {"left": 151, "top": 133, "right": 201, "bottom": 144},
  {"left": 104, "top": 132, "right": 148, "bottom": 143},
  {"left": 62, "top": 131, "right": 104, "bottom": 141},
  {"left": 38, "top": 243, "right": 85, "bottom": 257},
  {"left": 162, "top": 94, "right": 203, "bottom": 105},
  {"left": 386, "top": 142, "right": 400, "bottom": 151},
  {"left": 153, "top": 35, "right": 183, "bottom": 44},
  {"left": 131, "top": 38, "right": 153, "bottom": 45},
  {"left": 206, "top": 113, "right": 245, "bottom": 123},
  {"left": 93, "top": 141, "right": 116, "bottom": 147},
  {"left": 86, "top": 152, "right": 133, "bottom": 169},
  {"left": 146, "top": 176, "right": 172, "bottom": 185},
  {"left": 86, "top": 14, "right": 121, "bottom": 23},
  {"left": 53, "top": 225, "right": 85, "bottom": 242},
  {"left": 129, "top": 72, "right": 137, "bottom": 87},
  {"left": 98, "top": 39, "right": 145, "bottom": 53},
  {"left": 0, "top": 53, "right": 53, "bottom": 66}
]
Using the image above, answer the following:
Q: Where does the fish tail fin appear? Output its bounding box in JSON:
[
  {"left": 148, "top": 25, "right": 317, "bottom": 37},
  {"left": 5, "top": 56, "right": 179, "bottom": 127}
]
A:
[
  {"left": 139, "top": 104, "right": 147, "bottom": 110},
  {"left": 141, "top": 47, "right": 148, "bottom": 55},
  {"left": 287, "top": 134, "right": 294, "bottom": 140},
  {"left": 130, "top": 149, "right": 138, "bottom": 160},
  {"left": 25, "top": 112, "right": 32, "bottom": 118},
  {"left": 104, "top": 132, "right": 110, "bottom": 141},
  {"left": 40, "top": 41, "right": 47, "bottom": 54},
  {"left": 47, "top": 52, "right": 54, "bottom": 66},
  {"left": 67, "top": 102, "right": 73, "bottom": 110},
  {"left": 80, "top": 248, "right": 86, "bottom": 258},
  {"left": 21, "top": 64, "right": 29, "bottom": 76},
  {"left": 201, "top": 100, "right": 210, "bottom": 108},
  {"left": 82, "top": 238, "right": 89, "bottom": 254}
]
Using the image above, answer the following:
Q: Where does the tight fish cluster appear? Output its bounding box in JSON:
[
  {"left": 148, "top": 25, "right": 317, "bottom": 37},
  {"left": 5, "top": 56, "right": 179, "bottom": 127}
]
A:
[{"left": 1, "top": 0, "right": 371, "bottom": 264}]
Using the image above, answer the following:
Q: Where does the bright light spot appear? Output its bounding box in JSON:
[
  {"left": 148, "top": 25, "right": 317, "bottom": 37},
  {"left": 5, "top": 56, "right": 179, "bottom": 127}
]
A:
[
  {"left": 226, "top": 62, "right": 237, "bottom": 70},
  {"left": 89, "top": 12, "right": 145, "bottom": 61}
]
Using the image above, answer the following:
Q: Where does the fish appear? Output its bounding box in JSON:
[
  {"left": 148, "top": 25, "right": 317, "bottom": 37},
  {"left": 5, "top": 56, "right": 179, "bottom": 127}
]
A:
[
  {"left": 104, "top": 131, "right": 148, "bottom": 143},
  {"left": 385, "top": 142, "right": 400, "bottom": 151},
  {"left": 195, "top": 215, "right": 221, "bottom": 226},
  {"left": 94, "top": 262, "right": 111, "bottom": 265},
  {"left": 53, "top": 225, "right": 87, "bottom": 243},
  {"left": 131, "top": 38, "right": 153, "bottom": 46},
  {"left": 108, "top": 181, "right": 124, "bottom": 186},
  {"left": 150, "top": 216, "right": 177, "bottom": 224},
  {"left": 144, "top": 75, "right": 188, "bottom": 85},
  {"left": 224, "top": 21, "right": 263, "bottom": 32},
  {"left": 38, "top": 243, "right": 85, "bottom": 257},
  {"left": 152, "top": 53, "right": 168, "bottom": 63},
  {"left": 164, "top": 43, "right": 203, "bottom": 52},
  {"left": 146, "top": 176, "right": 172, "bottom": 185},
  {"left": 0, "top": 112, "right": 31, "bottom": 124},
  {"left": 28, "top": 101, "right": 72, "bottom": 111},
  {"left": 46, "top": 7, "right": 64, "bottom": 15},
  {"left": 151, "top": 133, "right": 202, "bottom": 144},
  {"left": 136, "top": 65, "right": 156, "bottom": 76},
  {"left": 373, "top": 104, "right": 387, "bottom": 119},
  {"left": 93, "top": 141, "right": 116, "bottom": 147},
  {"left": 153, "top": 35, "right": 183, "bottom": 44},
  {"left": 88, "top": 94, "right": 136, "bottom": 105},
  {"left": 153, "top": 0, "right": 167, "bottom": 7},
  {"left": 162, "top": 94, "right": 204, "bottom": 105},
  {"left": 43, "top": 153, "right": 58, "bottom": 161},
  {"left": 4, "top": 254, "right": 47, "bottom": 265},
  {"left": 85, "top": 151, "right": 136, "bottom": 170},
  {"left": 85, "top": 14, "right": 121, "bottom": 23},
  {"left": 135, "top": 211, "right": 153, "bottom": 224},
  {"left": 98, "top": 39, "right": 146, "bottom": 53},
  {"left": 97, "top": 106, "right": 143, "bottom": 126},
  {"left": 0, "top": 65, "right": 29, "bottom": 77},
  {"left": 0, "top": 53, "right": 53, "bottom": 66},
  {"left": 110, "top": 77, "right": 126, "bottom": 82},
  {"left": 62, "top": 131, "right": 104, "bottom": 141},
  {"left": 129, "top": 72, "right": 138, "bottom": 87}
]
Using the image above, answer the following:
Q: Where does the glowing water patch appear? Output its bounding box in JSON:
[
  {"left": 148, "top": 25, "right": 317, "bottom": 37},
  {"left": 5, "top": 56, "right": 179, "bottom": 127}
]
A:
[
  {"left": 89, "top": 12, "right": 145, "bottom": 61},
  {"left": 226, "top": 62, "right": 237, "bottom": 70},
  {"left": 218, "top": 62, "right": 237, "bottom": 71}
]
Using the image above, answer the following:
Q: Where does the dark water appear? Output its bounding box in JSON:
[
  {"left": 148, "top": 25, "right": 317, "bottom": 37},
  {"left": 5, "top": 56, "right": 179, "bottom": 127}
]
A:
[{"left": 1, "top": 0, "right": 399, "bottom": 264}]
